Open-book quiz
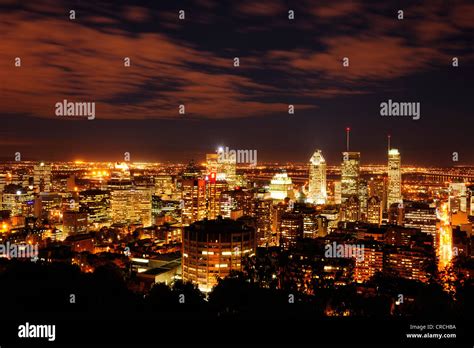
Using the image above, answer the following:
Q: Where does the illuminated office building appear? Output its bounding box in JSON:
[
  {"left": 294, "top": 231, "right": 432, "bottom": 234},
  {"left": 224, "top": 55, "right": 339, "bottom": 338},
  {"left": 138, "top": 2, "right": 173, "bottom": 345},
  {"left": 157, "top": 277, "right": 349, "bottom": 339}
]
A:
[
  {"left": 79, "top": 189, "right": 111, "bottom": 225},
  {"left": 293, "top": 205, "right": 327, "bottom": 238},
  {"left": 367, "top": 196, "right": 382, "bottom": 225},
  {"left": 385, "top": 248, "right": 434, "bottom": 283},
  {"left": 0, "top": 174, "right": 6, "bottom": 194},
  {"left": 179, "top": 161, "right": 207, "bottom": 225},
  {"left": 334, "top": 181, "right": 342, "bottom": 204},
  {"left": 403, "top": 202, "right": 437, "bottom": 239},
  {"left": 341, "top": 152, "right": 360, "bottom": 203},
  {"left": 34, "top": 192, "right": 63, "bottom": 221},
  {"left": 206, "top": 153, "right": 226, "bottom": 181},
  {"left": 358, "top": 179, "right": 368, "bottom": 220},
  {"left": 252, "top": 198, "right": 273, "bottom": 246},
  {"left": 269, "top": 173, "right": 293, "bottom": 201},
  {"left": 307, "top": 150, "right": 327, "bottom": 204},
  {"left": 154, "top": 175, "right": 176, "bottom": 198},
  {"left": 341, "top": 195, "right": 360, "bottom": 222},
  {"left": 449, "top": 182, "right": 467, "bottom": 213},
  {"left": 130, "top": 187, "right": 152, "bottom": 227},
  {"left": 353, "top": 242, "right": 384, "bottom": 283},
  {"left": 206, "top": 178, "right": 228, "bottom": 219},
  {"left": 33, "top": 162, "right": 52, "bottom": 193},
  {"left": 320, "top": 208, "right": 340, "bottom": 230},
  {"left": 181, "top": 178, "right": 206, "bottom": 225},
  {"left": 1, "top": 185, "right": 33, "bottom": 217},
  {"left": 108, "top": 165, "right": 133, "bottom": 225},
  {"left": 216, "top": 148, "right": 237, "bottom": 187},
  {"left": 368, "top": 177, "right": 387, "bottom": 211},
  {"left": 279, "top": 212, "right": 304, "bottom": 249},
  {"left": 182, "top": 218, "right": 256, "bottom": 292},
  {"left": 219, "top": 189, "right": 253, "bottom": 219},
  {"left": 387, "top": 149, "right": 402, "bottom": 209}
]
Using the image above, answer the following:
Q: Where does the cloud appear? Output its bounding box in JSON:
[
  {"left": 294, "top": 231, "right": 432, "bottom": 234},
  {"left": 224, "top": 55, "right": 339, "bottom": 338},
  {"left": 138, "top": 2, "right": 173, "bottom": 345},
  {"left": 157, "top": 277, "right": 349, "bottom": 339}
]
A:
[
  {"left": 0, "top": 10, "right": 313, "bottom": 120},
  {"left": 311, "top": 1, "right": 362, "bottom": 18},
  {"left": 0, "top": 0, "right": 471, "bottom": 122}
]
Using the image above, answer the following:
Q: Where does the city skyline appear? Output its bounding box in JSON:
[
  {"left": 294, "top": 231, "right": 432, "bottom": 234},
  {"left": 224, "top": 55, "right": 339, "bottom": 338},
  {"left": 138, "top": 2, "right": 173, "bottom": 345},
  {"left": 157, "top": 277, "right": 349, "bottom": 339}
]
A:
[{"left": 1, "top": 0, "right": 473, "bottom": 165}]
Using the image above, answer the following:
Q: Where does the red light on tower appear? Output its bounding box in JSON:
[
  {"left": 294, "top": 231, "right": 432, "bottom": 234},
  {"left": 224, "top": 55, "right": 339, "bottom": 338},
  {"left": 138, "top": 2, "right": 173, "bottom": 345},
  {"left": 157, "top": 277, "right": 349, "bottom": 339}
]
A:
[{"left": 210, "top": 172, "right": 216, "bottom": 182}]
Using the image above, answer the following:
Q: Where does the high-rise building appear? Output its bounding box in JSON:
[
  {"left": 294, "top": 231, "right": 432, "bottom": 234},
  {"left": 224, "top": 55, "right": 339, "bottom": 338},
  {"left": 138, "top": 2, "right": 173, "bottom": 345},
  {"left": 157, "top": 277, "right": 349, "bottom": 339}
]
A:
[
  {"left": 449, "top": 182, "right": 467, "bottom": 213},
  {"left": 334, "top": 181, "right": 342, "bottom": 204},
  {"left": 219, "top": 189, "right": 253, "bottom": 219},
  {"left": 181, "top": 178, "right": 206, "bottom": 225},
  {"left": 206, "top": 153, "right": 224, "bottom": 181},
  {"left": 182, "top": 217, "right": 256, "bottom": 292},
  {"left": 358, "top": 179, "right": 368, "bottom": 220},
  {"left": 293, "top": 205, "right": 327, "bottom": 238},
  {"left": 307, "top": 150, "right": 327, "bottom": 204},
  {"left": 252, "top": 198, "right": 273, "bottom": 246},
  {"left": 206, "top": 178, "right": 228, "bottom": 219},
  {"left": 130, "top": 187, "right": 152, "bottom": 227},
  {"left": 279, "top": 212, "right": 304, "bottom": 249},
  {"left": 216, "top": 148, "right": 237, "bottom": 187},
  {"left": 403, "top": 202, "right": 437, "bottom": 240},
  {"left": 1, "top": 185, "right": 32, "bottom": 217},
  {"left": 341, "top": 195, "right": 360, "bottom": 222},
  {"left": 341, "top": 152, "right": 360, "bottom": 203},
  {"left": 79, "top": 189, "right": 111, "bottom": 226},
  {"left": 154, "top": 175, "right": 176, "bottom": 198},
  {"left": 387, "top": 149, "right": 402, "bottom": 209},
  {"left": 367, "top": 196, "right": 382, "bottom": 225},
  {"left": 179, "top": 161, "right": 207, "bottom": 225},
  {"left": 269, "top": 172, "right": 294, "bottom": 201},
  {"left": 33, "top": 162, "right": 52, "bottom": 193},
  {"left": 108, "top": 165, "right": 133, "bottom": 225},
  {"left": 353, "top": 242, "right": 384, "bottom": 283}
]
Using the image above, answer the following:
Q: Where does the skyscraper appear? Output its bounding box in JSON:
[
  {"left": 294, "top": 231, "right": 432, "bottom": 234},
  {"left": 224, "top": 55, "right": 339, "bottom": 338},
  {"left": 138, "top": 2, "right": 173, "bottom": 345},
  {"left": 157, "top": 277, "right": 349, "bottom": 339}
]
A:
[
  {"left": 33, "top": 162, "right": 52, "bottom": 193},
  {"left": 367, "top": 196, "right": 382, "bottom": 225},
  {"left": 216, "top": 148, "right": 237, "bottom": 187},
  {"left": 387, "top": 149, "right": 402, "bottom": 208},
  {"left": 269, "top": 172, "right": 294, "bottom": 201},
  {"left": 449, "top": 182, "right": 467, "bottom": 213},
  {"left": 341, "top": 152, "right": 360, "bottom": 203},
  {"left": 307, "top": 150, "right": 327, "bottom": 204}
]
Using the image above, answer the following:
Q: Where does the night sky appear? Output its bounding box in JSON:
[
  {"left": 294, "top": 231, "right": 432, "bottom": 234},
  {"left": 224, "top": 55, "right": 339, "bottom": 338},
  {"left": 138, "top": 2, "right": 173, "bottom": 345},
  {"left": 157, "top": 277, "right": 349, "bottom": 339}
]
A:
[{"left": 1, "top": 0, "right": 473, "bottom": 165}]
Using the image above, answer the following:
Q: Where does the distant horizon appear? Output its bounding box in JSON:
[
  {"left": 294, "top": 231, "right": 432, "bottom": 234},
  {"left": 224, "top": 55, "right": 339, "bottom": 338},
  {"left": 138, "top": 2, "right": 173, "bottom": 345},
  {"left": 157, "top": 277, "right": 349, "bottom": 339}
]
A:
[{"left": 1, "top": 157, "right": 474, "bottom": 168}]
